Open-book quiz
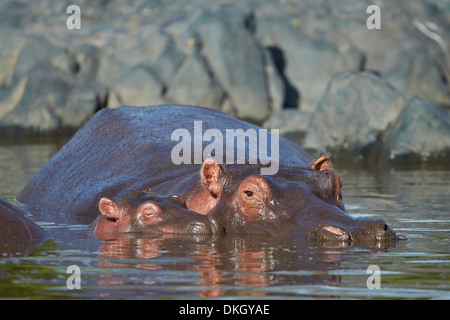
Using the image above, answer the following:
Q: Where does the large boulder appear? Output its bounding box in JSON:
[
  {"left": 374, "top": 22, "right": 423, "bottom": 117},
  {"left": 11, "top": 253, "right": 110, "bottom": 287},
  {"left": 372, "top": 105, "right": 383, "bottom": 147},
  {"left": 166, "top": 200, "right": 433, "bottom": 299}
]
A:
[
  {"left": 303, "top": 71, "right": 408, "bottom": 157},
  {"left": 256, "top": 15, "right": 365, "bottom": 112},
  {"left": 165, "top": 51, "right": 226, "bottom": 109},
  {"left": 304, "top": 71, "right": 450, "bottom": 162},
  {"left": 341, "top": 1, "right": 450, "bottom": 108},
  {"left": 383, "top": 96, "right": 450, "bottom": 161},
  {"left": 191, "top": 7, "right": 272, "bottom": 123},
  {"left": 255, "top": 0, "right": 450, "bottom": 111},
  {"left": 263, "top": 109, "right": 311, "bottom": 139},
  {"left": 0, "top": 32, "right": 101, "bottom": 131},
  {"left": 107, "top": 66, "right": 165, "bottom": 108}
]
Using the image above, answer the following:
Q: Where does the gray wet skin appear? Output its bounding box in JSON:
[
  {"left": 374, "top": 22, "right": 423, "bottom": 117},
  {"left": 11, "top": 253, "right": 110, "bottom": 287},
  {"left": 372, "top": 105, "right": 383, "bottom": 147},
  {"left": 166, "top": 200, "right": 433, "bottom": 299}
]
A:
[{"left": 18, "top": 105, "right": 397, "bottom": 242}]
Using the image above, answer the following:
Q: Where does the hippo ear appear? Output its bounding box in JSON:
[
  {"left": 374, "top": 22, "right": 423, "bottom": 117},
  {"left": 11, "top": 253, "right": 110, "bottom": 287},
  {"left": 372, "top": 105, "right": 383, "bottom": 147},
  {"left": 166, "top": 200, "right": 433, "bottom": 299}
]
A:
[
  {"left": 139, "top": 202, "right": 163, "bottom": 226},
  {"left": 98, "top": 198, "right": 121, "bottom": 220},
  {"left": 201, "top": 158, "right": 225, "bottom": 197},
  {"left": 310, "top": 156, "right": 333, "bottom": 171}
]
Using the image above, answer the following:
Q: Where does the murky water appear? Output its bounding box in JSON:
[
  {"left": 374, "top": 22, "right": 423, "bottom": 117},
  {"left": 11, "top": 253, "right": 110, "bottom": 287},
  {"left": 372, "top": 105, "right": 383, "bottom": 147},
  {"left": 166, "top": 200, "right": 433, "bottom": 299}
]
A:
[{"left": 0, "top": 142, "right": 449, "bottom": 299}]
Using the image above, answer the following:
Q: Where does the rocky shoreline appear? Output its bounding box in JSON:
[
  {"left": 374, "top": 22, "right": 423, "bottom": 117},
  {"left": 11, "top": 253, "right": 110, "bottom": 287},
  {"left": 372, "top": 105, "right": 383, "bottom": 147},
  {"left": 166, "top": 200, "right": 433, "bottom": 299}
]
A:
[{"left": 0, "top": 0, "right": 449, "bottom": 162}]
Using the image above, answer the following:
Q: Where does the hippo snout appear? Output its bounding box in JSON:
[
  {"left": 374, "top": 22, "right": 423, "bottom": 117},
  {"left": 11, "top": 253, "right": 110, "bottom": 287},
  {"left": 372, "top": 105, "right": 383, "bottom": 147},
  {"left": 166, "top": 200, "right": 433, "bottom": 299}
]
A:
[
  {"left": 185, "top": 215, "right": 223, "bottom": 236},
  {"left": 374, "top": 220, "right": 397, "bottom": 241},
  {"left": 313, "top": 219, "right": 397, "bottom": 244},
  {"left": 186, "top": 221, "right": 212, "bottom": 235},
  {"left": 351, "top": 219, "right": 397, "bottom": 242},
  {"left": 315, "top": 225, "right": 350, "bottom": 242}
]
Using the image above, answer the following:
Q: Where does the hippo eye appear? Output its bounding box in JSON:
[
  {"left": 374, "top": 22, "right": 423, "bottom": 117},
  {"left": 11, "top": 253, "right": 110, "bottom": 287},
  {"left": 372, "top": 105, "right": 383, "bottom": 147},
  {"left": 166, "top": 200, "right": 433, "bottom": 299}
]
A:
[{"left": 244, "top": 190, "right": 254, "bottom": 197}]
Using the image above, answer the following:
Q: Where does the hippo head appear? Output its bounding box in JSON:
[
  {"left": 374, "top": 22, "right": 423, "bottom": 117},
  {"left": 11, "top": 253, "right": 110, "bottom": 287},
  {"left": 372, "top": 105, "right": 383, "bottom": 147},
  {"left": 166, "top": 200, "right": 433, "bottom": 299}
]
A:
[
  {"left": 91, "top": 191, "right": 219, "bottom": 239},
  {"left": 191, "top": 157, "right": 397, "bottom": 244}
]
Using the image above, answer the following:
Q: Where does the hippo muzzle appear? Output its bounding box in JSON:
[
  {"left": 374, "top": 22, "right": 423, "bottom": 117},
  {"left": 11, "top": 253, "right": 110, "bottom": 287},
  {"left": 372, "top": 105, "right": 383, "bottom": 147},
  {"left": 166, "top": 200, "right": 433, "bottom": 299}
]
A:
[
  {"left": 184, "top": 215, "right": 222, "bottom": 236},
  {"left": 185, "top": 221, "right": 213, "bottom": 235},
  {"left": 312, "top": 219, "right": 398, "bottom": 244}
]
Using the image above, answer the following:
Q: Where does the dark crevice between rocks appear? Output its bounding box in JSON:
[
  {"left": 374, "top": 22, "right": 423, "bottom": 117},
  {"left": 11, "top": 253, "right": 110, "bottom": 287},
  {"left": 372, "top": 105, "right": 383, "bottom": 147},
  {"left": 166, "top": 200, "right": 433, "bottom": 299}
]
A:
[
  {"left": 267, "top": 46, "right": 300, "bottom": 109},
  {"left": 94, "top": 91, "right": 108, "bottom": 113}
]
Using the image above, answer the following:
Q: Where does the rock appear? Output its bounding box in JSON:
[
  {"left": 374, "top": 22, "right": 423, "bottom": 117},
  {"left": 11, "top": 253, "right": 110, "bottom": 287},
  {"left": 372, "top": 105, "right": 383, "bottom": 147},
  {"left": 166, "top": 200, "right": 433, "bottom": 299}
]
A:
[
  {"left": 107, "top": 66, "right": 164, "bottom": 108},
  {"left": 0, "top": 31, "right": 27, "bottom": 88},
  {"left": 165, "top": 51, "right": 225, "bottom": 109},
  {"left": 43, "top": 40, "right": 100, "bottom": 87},
  {"left": 303, "top": 71, "right": 408, "bottom": 158},
  {"left": 192, "top": 7, "right": 271, "bottom": 123},
  {"left": 304, "top": 71, "right": 450, "bottom": 162},
  {"left": 384, "top": 96, "right": 450, "bottom": 161},
  {"left": 256, "top": 14, "right": 365, "bottom": 112},
  {"left": 93, "top": 26, "right": 170, "bottom": 87},
  {"left": 262, "top": 47, "right": 284, "bottom": 113},
  {"left": 1, "top": 0, "right": 450, "bottom": 143},
  {"left": 263, "top": 109, "right": 311, "bottom": 138},
  {"left": 65, "top": 44, "right": 99, "bottom": 83},
  {"left": 0, "top": 71, "right": 69, "bottom": 131},
  {"left": 384, "top": 48, "right": 450, "bottom": 109},
  {"left": 0, "top": 33, "right": 101, "bottom": 131},
  {"left": 325, "top": 0, "right": 450, "bottom": 108},
  {"left": 0, "top": 70, "right": 101, "bottom": 131},
  {"left": 11, "top": 33, "right": 66, "bottom": 80},
  {"left": 111, "top": 24, "right": 170, "bottom": 67},
  {"left": 61, "top": 88, "right": 101, "bottom": 128},
  {"left": 150, "top": 36, "right": 185, "bottom": 85}
]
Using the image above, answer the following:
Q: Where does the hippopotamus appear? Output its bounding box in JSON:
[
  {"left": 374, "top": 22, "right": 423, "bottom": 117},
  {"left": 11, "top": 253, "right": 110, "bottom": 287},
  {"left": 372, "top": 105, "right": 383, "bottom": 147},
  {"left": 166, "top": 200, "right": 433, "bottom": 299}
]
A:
[
  {"left": 0, "top": 196, "right": 47, "bottom": 257},
  {"left": 18, "top": 105, "right": 397, "bottom": 244},
  {"left": 91, "top": 191, "right": 219, "bottom": 239}
]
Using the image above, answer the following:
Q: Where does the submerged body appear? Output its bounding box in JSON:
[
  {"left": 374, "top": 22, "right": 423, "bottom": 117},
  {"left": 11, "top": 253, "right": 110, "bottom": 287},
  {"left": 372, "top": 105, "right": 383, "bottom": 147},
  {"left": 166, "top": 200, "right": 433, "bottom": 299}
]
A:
[
  {"left": 18, "top": 105, "right": 397, "bottom": 243},
  {"left": 0, "top": 196, "right": 47, "bottom": 256}
]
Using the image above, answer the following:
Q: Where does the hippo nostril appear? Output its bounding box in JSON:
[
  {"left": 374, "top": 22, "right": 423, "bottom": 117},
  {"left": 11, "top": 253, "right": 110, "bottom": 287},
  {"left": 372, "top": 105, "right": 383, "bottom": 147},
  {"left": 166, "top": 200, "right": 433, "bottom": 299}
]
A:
[
  {"left": 372, "top": 220, "right": 397, "bottom": 241},
  {"left": 383, "top": 223, "right": 398, "bottom": 240},
  {"left": 375, "top": 220, "right": 389, "bottom": 233},
  {"left": 316, "top": 225, "right": 350, "bottom": 242},
  {"left": 186, "top": 222, "right": 210, "bottom": 235}
]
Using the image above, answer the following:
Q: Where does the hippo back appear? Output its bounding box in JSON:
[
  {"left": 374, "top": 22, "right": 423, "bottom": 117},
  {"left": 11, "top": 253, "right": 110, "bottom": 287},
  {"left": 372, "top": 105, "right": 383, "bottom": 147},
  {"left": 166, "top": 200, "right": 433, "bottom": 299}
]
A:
[
  {"left": 18, "top": 105, "right": 313, "bottom": 218},
  {"left": 0, "top": 197, "right": 46, "bottom": 256}
]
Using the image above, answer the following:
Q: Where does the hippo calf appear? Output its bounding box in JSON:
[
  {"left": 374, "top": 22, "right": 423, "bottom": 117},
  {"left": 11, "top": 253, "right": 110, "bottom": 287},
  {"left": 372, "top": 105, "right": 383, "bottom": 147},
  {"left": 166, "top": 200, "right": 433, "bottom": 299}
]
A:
[
  {"left": 18, "top": 105, "right": 398, "bottom": 244},
  {"left": 0, "top": 196, "right": 47, "bottom": 257},
  {"left": 91, "top": 191, "right": 220, "bottom": 239}
]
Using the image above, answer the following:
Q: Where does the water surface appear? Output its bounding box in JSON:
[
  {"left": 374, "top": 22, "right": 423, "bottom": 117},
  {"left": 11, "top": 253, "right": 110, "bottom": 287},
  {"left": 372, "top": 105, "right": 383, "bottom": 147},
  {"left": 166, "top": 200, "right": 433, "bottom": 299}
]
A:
[{"left": 0, "top": 142, "right": 449, "bottom": 299}]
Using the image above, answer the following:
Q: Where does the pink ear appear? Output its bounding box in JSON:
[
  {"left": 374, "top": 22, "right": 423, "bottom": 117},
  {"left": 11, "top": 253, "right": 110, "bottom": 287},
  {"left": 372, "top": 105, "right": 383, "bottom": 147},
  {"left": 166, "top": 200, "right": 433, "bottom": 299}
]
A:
[
  {"left": 201, "top": 158, "right": 225, "bottom": 197},
  {"left": 310, "top": 156, "right": 333, "bottom": 171},
  {"left": 139, "top": 202, "right": 163, "bottom": 226},
  {"left": 98, "top": 198, "right": 121, "bottom": 220}
]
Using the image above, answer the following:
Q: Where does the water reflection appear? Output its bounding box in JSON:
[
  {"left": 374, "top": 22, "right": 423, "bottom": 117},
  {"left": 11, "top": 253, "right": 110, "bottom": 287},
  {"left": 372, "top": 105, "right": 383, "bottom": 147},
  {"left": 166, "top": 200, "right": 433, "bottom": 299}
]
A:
[
  {"left": 0, "top": 240, "right": 44, "bottom": 258},
  {"left": 93, "top": 233, "right": 392, "bottom": 298},
  {"left": 0, "top": 143, "right": 60, "bottom": 198}
]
